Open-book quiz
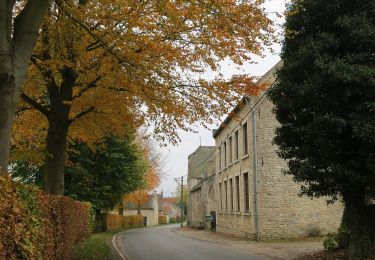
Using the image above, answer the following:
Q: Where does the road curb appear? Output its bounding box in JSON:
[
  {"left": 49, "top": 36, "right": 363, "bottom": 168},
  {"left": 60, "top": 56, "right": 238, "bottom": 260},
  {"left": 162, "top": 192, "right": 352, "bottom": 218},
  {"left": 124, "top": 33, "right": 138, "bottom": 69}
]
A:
[{"left": 112, "top": 232, "right": 130, "bottom": 260}]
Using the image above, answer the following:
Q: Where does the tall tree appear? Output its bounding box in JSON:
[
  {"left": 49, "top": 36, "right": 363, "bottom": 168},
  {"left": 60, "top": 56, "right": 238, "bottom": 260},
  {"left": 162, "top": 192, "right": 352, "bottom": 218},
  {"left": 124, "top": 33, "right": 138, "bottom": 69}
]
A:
[
  {"left": 13, "top": 0, "right": 274, "bottom": 194},
  {"left": 0, "top": 1, "right": 49, "bottom": 173},
  {"left": 268, "top": 1, "right": 375, "bottom": 258}
]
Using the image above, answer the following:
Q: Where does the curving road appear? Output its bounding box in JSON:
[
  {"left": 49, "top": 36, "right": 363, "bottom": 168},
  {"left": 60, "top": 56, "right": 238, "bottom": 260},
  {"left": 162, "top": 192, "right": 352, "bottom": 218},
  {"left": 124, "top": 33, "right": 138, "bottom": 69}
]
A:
[{"left": 113, "top": 224, "right": 270, "bottom": 260}]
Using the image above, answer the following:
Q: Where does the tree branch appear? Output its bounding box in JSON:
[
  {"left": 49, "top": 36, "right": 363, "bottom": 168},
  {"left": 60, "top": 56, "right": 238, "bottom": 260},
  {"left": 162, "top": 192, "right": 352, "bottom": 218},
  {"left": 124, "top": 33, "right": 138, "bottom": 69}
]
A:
[
  {"left": 20, "top": 92, "right": 50, "bottom": 117},
  {"left": 68, "top": 106, "right": 95, "bottom": 125},
  {"left": 15, "top": 106, "right": 35, "bottom": 116},
  {"left": 73, "top": 76, "right": 101, "bottom": 99},
  {"left": 56, "top": 3, "right": 137, "bottom": 69}
]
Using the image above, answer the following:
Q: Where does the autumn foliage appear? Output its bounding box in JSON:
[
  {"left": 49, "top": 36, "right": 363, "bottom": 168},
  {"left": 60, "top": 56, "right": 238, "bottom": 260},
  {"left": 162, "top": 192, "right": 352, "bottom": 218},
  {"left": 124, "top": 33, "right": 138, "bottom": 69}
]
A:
[
  {"left": 13, "top": 0, "right": 274, "bottom": 163},
  {"left": 158, "top": 216, "right": 167, "bottom": 225},
  {"left": 0, "top": 176, "right": 92, "bottom": 259}
]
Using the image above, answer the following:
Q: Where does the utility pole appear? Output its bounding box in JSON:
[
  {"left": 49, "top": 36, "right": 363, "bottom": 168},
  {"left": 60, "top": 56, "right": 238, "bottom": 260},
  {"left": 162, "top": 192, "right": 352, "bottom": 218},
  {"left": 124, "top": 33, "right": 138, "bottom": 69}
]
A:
[
  {"left": 174, "top": 176, "right": 184, "bottom": 227},
  {"left": 180, "top": 176, "right": 183, "bottom": 227}
]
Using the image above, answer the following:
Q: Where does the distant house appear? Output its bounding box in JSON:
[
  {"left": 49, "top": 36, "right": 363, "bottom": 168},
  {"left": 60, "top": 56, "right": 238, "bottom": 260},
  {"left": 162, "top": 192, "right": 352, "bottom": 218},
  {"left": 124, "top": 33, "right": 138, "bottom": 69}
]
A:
[
  {"left": 162, "top": 197, "right": 181, "bottom": 222},
  {"left": 121, "top": 192, "right": 163, "bottom": 227},
  {"left": 187, "top": 61, "right": 343, "bottom": 240}
]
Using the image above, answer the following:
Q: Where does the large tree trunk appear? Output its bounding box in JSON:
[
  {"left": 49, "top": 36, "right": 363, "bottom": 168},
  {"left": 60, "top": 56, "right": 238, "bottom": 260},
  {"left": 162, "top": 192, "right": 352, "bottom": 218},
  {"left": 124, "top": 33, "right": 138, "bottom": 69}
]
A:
[
  {"left": 44, "top": 115, "right": 69, "bottom": 195},
  {"left": 0, "top": 74, "right": 15, "bottom": 173},
  {"left": 0, "top": 1, "right": 49, "bottom": 172},
  {"left": 343, "top": 193, "right": 375, "bottom": 260},
  {"left": 43, "top": 66, "right": 75, "bottom": 195}
]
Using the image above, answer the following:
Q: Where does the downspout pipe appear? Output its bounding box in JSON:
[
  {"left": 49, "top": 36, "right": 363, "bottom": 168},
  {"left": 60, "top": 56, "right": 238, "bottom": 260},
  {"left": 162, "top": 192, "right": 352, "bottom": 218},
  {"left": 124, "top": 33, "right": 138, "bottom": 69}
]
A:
[{"left": 252, "top": 109, "right": 260, "bottom": 241}]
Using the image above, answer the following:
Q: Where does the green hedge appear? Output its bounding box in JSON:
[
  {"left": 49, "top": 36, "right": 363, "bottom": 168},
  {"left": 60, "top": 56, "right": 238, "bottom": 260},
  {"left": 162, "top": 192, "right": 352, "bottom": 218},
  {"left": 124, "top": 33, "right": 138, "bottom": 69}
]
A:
[{"left": 0, "top": 176, "right": 92, "bottom": 259}]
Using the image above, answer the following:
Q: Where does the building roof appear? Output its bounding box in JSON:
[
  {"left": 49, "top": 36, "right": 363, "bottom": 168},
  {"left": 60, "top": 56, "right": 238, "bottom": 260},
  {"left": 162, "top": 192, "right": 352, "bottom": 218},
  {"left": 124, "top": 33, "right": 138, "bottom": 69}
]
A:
[
  {"left": 188, "top": 146, "right": 215, "bottom": 159},
  {"left": 212, "top": 60, "right": 282, "bottom": 139}
]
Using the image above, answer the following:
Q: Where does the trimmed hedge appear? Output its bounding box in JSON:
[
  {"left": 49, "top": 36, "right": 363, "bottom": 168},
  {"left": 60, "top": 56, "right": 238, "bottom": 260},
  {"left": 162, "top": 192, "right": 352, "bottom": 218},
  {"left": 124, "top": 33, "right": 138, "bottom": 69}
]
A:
[
  {"left": 158, "top": 215, "right": 167, "bottom": 225},
  {"left": 0, "top": 176, "right": 92, "bottom": 259},
  {"left": 104, "top": 214, "right": 144, "bottom": 231}
]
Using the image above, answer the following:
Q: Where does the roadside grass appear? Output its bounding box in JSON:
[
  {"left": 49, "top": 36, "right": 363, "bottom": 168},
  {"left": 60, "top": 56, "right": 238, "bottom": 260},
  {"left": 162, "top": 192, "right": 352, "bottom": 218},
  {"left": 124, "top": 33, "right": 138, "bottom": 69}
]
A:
[{"left": 71, "top": 230, "right": 119, "bottom": 260}]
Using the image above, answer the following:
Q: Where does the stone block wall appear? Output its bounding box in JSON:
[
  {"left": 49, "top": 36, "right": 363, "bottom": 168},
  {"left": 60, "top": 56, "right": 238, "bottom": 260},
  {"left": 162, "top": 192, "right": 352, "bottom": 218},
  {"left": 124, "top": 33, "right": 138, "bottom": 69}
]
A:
[
  {"left": 256, "top": 98, "right": 342, "bottom": 239},
  {"left": 217, "top": 213, "right": 254, "bottom": 239},
  {"left": 187, "top": 146, "right": 215, "bottom": 227},
  {"left": 214, "top": 61, "right": 343, "bottom": 240}
]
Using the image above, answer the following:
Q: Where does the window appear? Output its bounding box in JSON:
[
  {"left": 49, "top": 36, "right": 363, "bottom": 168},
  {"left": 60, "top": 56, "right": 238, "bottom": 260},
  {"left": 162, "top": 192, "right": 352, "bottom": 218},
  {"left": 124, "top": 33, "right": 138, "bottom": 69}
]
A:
[
  {"left": 223, "top": 142, "right": 227, "bottom": 167},
  {"left": 243, "top": 173, "right": 249, "bottom": 212},
  {"left": 243, "top": 123, "right": 248, "bottom": 155},
  {"left": 230, "top": 178, "right": 233, "bottom": 211},
  {"left": 224, "top": 180, "right": 228, "bottom": 211},
  {"left": 229, "top": 136, "right": 233, "bottom": 164},
  {"left": 219, "top": 146, "right": 222, "bottom": 170},
  {"left": 236, "top": 175, "right": 240, "bottom": 211},
  {"left": 219, "top": 182, "right": 222, "bottom": 211},
  {"left": 235, "top": 130, "right": 239, "bottom": 160}
]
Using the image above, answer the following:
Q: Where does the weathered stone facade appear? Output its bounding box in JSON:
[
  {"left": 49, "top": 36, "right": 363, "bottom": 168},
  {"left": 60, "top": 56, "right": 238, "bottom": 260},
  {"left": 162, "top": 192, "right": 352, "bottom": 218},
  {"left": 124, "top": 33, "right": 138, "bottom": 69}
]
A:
[
  {"left": 188, "top": 61, "right": 343, "bottom": 240},
  {"left": 187, "top": 146, "right": 216, "bottom": 228}
]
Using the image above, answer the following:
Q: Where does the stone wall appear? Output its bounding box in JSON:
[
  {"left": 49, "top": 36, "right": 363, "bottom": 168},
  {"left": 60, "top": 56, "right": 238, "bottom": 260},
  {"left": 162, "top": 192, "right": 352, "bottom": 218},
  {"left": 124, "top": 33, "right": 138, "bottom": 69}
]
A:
[
  {"left": 187, "top": 146, "right": 215, "bottom": 227},
  {"left": 214, "top": 61, "right": 343, "bottom": 240},
  {"left": 255, "top": 97, "right": 342, "bottom": 239}
]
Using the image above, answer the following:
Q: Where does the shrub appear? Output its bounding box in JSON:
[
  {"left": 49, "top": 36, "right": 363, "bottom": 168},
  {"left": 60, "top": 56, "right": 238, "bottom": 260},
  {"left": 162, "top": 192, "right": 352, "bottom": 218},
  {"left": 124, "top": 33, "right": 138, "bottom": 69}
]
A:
[
  {"left": 104, "top": 214, "right": 143, "bottom": 231},
  {"left": 0, "top": 176, "right": 92, "bottom": 259},
  {"left": 323, "top": 226, "right": 350, "bottom": 252},
  {"left": 307, "top": 226, "right": 321, "bottom": 237},
  {"left": 158, "top": 216, "right": 167, "bottom": 225},
  {"left": 324, "top": 234, "right": 339, "bottom": 251}
]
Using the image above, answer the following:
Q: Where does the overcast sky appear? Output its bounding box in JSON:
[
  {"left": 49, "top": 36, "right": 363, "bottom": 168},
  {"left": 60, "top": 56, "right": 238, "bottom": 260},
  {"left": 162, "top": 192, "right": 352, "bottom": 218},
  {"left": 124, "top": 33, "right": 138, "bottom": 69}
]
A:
[{"left": 158, "top": 1, "right": 288, "bottom": 197}]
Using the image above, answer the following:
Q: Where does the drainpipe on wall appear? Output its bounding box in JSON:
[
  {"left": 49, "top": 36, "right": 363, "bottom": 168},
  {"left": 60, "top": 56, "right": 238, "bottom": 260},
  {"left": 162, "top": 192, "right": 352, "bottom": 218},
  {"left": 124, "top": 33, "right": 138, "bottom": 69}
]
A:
[{"left": 252, "top": 109, "right": 260, "bottom": 241}]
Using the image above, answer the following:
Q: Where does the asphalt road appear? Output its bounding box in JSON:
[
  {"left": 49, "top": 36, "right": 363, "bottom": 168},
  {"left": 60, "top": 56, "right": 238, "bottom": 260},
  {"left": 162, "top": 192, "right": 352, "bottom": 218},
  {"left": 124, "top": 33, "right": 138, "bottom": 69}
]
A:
[{"left": 114, "top": 224, "right": 270, "bottom": 260}]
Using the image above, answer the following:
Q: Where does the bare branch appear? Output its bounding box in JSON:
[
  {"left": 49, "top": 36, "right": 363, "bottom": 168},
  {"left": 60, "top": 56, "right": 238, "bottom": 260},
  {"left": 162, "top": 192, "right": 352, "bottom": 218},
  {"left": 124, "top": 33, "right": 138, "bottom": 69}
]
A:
[
  {"left": 20, "top": 92, "right": 50, "bottom": 117},
  {"left": 15, "top": 106, "right": 35, "bottom": 115},
  {"left": 73, "top": 76, "right": 101, "bottom": 99},
  {"left": 56, "top": 3, "right": 136, "bottom": 69},
  {"left": 68, "top": 106, "right": 95, "bottom": 125}
]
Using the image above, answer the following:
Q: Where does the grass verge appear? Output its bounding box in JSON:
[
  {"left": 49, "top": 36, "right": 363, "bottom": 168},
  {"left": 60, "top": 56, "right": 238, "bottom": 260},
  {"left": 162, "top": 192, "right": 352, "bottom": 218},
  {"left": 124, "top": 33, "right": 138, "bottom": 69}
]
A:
[{"left": 71, "top": 230, "right": 119, "bottom": 260}]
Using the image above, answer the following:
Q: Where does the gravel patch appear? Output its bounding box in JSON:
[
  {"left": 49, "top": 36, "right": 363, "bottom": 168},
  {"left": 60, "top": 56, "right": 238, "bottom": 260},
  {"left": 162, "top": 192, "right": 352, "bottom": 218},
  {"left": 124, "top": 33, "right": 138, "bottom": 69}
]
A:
[{"left": 175, "top": 227, "right": 325, "bottom": 260}]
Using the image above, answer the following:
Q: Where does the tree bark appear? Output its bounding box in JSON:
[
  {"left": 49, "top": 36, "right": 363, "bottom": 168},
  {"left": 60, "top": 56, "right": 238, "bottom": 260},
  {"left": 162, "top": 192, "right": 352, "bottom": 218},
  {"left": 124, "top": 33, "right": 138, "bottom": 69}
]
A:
[
  {"left": 343, "top": 193, "right": 375, "bottom": 260},
  {"left": 44, "top": 115, "right": 69, "bottom": 195},
  {"left": 0, "top": 0, "right": 49, "bottom": 173},
  {"left": 43, "top": 66, "right": 75, "bottom": 195},
  {"left": 0, "top": 74, "right": 15, "bottom": 173}
]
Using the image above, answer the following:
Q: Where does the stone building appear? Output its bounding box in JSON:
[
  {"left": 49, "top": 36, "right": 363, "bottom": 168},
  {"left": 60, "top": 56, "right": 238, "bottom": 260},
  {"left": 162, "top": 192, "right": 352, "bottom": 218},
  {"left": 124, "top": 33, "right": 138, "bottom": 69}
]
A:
[
  {"left": 122, "top": 192, "right": 163, "bottom": 227},
  {"left": 187, "top": 146, "right": 216, "bottom": 228},
  {"left": 188, "top": 61, "right": 343, "bottom": 240}
]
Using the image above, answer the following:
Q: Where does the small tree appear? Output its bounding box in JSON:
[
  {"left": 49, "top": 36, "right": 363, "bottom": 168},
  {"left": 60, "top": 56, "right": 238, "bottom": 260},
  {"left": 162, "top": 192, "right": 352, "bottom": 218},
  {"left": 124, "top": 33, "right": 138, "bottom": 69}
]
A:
[
  {"left": 65, "top": 135, "right": 148, "bottom": 212},
  {"left": 12, "top": 134, "right": 148, "bottom": 212},
  {"left": 175, "top": 184, "right": 187, "bottom": 216},
  {"left": 268, "top": 1, "right": 375, "bottom": 258}
]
